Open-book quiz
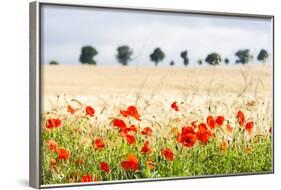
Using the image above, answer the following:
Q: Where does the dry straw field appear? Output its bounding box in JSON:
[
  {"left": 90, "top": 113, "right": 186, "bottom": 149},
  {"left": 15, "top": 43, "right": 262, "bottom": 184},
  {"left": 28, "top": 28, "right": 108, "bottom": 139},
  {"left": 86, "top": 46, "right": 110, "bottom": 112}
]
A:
[{"left": 41, "top": 64, "right": 273, "bottom": 185}]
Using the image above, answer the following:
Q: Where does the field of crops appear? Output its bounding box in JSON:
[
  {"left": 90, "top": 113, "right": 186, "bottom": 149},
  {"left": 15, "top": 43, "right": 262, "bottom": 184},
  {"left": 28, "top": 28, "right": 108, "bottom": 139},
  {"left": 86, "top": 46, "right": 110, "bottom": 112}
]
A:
[{"left": 41, "top": 65, "right": 272, "bottom": 185}]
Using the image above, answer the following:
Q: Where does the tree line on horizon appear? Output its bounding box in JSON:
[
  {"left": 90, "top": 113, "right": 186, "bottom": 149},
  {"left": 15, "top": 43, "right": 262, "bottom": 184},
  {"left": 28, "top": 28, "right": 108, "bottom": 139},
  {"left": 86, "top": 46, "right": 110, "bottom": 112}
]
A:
[{"left": 49, "top": 45, "right": 269, "bottom": 66}]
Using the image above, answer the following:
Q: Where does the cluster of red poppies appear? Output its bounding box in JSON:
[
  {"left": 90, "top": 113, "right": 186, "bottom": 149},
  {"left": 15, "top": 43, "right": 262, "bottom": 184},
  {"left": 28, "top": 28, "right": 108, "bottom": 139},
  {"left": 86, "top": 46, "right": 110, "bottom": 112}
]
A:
[
  {"left": 46, "top": 105, "right": 96, "bottom": 130},
  {"left": 45, "top": 102, "right": 259, "bottom": 183},
  {"left": 46, "top": 118, "right": 61, "bottom": 129},
  {"left": 120, "top": 105, "right": 141, "bottom": 121},
  {"left": 236, "top": 110, "right": 254, "bottom": 133},
  {"left": 112, "top": 106, "right": 153, "bottom": 148},
  {"left": 66, "top": 104, "right": 95, "bottom": 116},
  {"left": 175, "top": 115, "right": 223, "bottom": 148},
  {"left": 121, "top": 153, "right": 139, "bottom": 172},
  {"left": 81, "top": 174, "right": 97, "bottom": 182},
  {"left": 47, "top": 140, "right": 69, "bottom": 161}
]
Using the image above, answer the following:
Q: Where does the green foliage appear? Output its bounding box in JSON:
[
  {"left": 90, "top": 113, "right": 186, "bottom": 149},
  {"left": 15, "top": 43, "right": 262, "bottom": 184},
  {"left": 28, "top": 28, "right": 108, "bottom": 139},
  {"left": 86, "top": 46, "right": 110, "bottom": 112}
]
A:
[
  {"left": 198, "top": 59, "right": 203, "bottom": 65},
  {"left": 116, "top": 45, "right": 133, "bottom": 66},
  {"left": 49, "top": 60, "right": 59, "bottom": 65},
  {"left": 235, "top": 49, "right": 253, "bottom": 64},
  {"left": 180, "top": 50, "right": 189, "bottom": 66},
  {"left": 150, "top": 48, "right": 165, "bottom": 66},
  {"left": 205, "top": 53, "right": 222, "bottom": 65},
  {"left": 257, "top": 49, "right": 269, "bottom": 63},
  {"left": 41, "top": 118, "right": 272, "bottom": 184},
  {"left": 79, "top": 46, "right": 98, "bottom": 65}
]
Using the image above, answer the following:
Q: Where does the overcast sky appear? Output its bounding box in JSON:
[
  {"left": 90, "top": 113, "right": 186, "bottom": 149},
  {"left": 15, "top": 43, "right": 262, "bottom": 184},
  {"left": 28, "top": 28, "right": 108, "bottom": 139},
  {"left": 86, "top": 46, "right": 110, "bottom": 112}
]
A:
[{"left": 41, "top": 4, "right": 273, "bottom": 66}]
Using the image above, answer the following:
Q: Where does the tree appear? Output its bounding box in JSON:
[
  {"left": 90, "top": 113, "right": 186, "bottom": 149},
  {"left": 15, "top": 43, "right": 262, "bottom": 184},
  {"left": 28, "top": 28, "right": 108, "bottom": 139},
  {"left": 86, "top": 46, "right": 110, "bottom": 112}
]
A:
[
  {"left": 116, "top": 45, "right": 133, "bottom": 66},
  {"left": 257, "top": 49, "right": 269, "bottom": 63},
  {"left": 235, "top": 49, "right": 252, "bottom": 64},
  {"left": 170, "top": 60, "right": 175, "bottom": 66},
  {"left": 79, "top": 46, "right": 98, "bottom": 65},
  {"left": 180, "top": 50, "right": 189, "bottom": 66},
  {"left": 205, "top": 53, "right": 222, "bottom": 65},
  {"left": 49, "top": 60, "right": 59, "bottom": 65},
  {"left": 224, "top": 58, "right": 229, "bottom": 64},
  {"left": 198, "top": 59, "right": 203, "bottom": 65},
  {"left": 150, "top": 48, "right": 165, "bottom": 66}
]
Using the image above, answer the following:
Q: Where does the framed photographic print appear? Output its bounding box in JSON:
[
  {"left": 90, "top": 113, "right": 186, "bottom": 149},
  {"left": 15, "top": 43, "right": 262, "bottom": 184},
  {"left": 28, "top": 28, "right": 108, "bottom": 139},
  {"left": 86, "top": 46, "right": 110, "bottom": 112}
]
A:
[{"left": 29, "top": 1, "right": 274, "bottom": 188}]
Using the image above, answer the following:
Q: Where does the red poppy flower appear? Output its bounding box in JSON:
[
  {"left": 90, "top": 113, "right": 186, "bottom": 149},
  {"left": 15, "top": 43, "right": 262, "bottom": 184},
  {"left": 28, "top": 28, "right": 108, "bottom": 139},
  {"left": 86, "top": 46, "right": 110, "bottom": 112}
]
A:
[
  {"left": 67, "top": 105, "right": 75, "bottom": 114},
  {"left": 196, "top": 131, "right": 209, "bottom": 144},
  {"left": 171, "top": 101, "right": 179, "bottom": 111},
  {"left": 161, "top": 148, "right": 174, "bottom": 161},
  {"left": 141, "top": 127, "right": 153, "bottom": 136},
  {"left": 207, "top": 115, "right": 216, "bottom": 129},
  {"left": 113, "top": 118, "right": 127, "bottom": 131},
  {"left": 216, "top": 116, "right": 224, "bottom": 126},
  {"left": 207, "top": 130, "right": 214, "bottom": 137},
  {"left": 141, "top": 141, "right": 151, "bottom": 154},
  {"left": 57, "top": 148, "right": 69, "bottom": 161},
  {"left": 47, "top": 140, "right": 58, "bottom": 152},
  {"left": 180, "top": 132, "right": 197, "bottom": 147},
  {"left": 125, "top": 134, "right": 136, "bottom": 145},
  {"left": 85, "top": 106, "right": 95, "bottom": 116},
  {"left": 121, "top": 153, "right": 138, "bottom": 172},
  {"left": 237, "top": 110, "right": 245, "bottom": 126},
  {"left": 46, "top": 119, "right": 54, "bottom": 129},
  {"left": 121, "top": 160, "right": 131, "bottom": 171},
  {"left": 181, "top": 126, "right": 195, "bottom": 134},
  {"left": 93, "top": 138, "right": 105, "bottom": 150},
  {"left": 196, "top": 123, "right": 210, "bottom": 144},
  {"left": 120, "top": 110, "right": 130, "bottom": 117},
  {"left": 245, "top": 121, "right": 254, "bottom": 133},
  {"left": 119, "top": 128, "right": 129, "bottom": 137},
  {"left": 120, "top": 105, "right": 141, "bottom": 120},
  {"left": 81, "top": 174, "right": 93, "bottom": 182},
  {"left": 99, "top": 161, "right": 110, "bottom": 173},
  {"left": 46, "top": 118, "right": 61, "bottom": 129},
  {"left": 198, "top": 123, "right": 208, "bottom": 133},
  {"left": 127, "top": 106, "right": 141, "bottom": 120},
  {"left": 269, "top": 128, "right": 272, "bottom": 134},
  {"left": 54, "top": 118, "right": 61, "bottom": 127},
  {"left": 128, "top": 124, "right": 138, "bottom": 133},
  {"left": 177, "top": 126, "right": 197, "bottom": 147}
]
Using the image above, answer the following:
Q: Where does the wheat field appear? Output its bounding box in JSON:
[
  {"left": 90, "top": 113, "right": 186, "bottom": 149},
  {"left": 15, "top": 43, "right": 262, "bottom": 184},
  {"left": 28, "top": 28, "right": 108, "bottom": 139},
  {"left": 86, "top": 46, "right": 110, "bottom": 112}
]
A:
[{"left": 40, "top": 64, "right": 273, "bottom": 185}]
